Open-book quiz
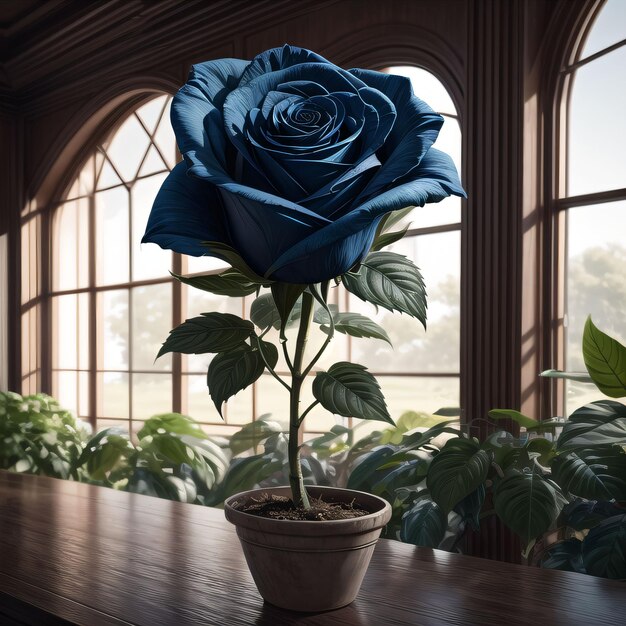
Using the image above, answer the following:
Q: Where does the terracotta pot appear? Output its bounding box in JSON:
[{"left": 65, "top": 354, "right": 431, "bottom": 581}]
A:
[{"left": 224, "top": 485, "right": 392, "bottom": 612}]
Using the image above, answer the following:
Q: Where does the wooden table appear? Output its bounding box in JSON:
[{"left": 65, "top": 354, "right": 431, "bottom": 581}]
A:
[{"left": 0, "top": 471, "right": 624, "bottom": 625}]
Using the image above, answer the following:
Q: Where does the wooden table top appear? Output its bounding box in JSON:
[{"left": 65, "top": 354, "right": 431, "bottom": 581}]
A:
[{"left": 0, "top": 471, "right": 624, "bottom": 626}]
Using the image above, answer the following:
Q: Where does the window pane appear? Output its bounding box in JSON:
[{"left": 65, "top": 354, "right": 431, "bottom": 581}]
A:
[
  {"left": 385, "top": 66, "right": 457, "bottom": 116},
  {"left": 96, "top": 187, "right": 129, "bottom": 285},
  {"left": 53, "top": 294, "right": 78, "bottom": 370},
  {"left": 184, "top": 374, "right": 222, "bottom": 424},
  {"left": 55, "top": 371, "right": 78, "bottom": 417},
  {"left": 350, "top": 233, "right": 460, "bottom": 373},
  {"left": 580, "top": 0, "right": 626, "bottom": 59},
  {"left": 132, "top": 174, "right": 171, "bottom": 281},
  {"left": 98, "top": 289, "right": 129, "bottom": 369},
  {"left": 105, "top": 115, "right": 151, "bottom": 182},
  {"left": 381, "top": 375, "right": 460, "bottom": 418},
  {"left": 131, "top": 283, "right": 172, "bottom": 371},
  {"left": 136, "top": 95, "right": 168, "bottom": 134},
  {"left": 153, "top": 98, "right": 177, "bottom": 168},
  {"left": 53, "top": 198, "right": 89, "bottom": 291},
  {"left": 98, "top": 372, "right": 129, "bottom": 418},
  {"left": 565, "top": 201, "right": 626, "bottom": 414},
  {"left": 132, "top": 373, "right": 172, "bottom": 420},
  {"left": 568, "top": 47, "right": 626, "bottom": 196}
]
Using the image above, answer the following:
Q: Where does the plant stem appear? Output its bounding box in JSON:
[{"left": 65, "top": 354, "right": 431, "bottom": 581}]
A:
[{"left": 288, "top": 290, "right": 314, "bottom": 509}]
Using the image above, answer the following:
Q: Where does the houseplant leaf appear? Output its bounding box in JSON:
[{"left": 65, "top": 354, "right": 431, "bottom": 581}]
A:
[
  {"left": 171, "top": 269, "right": 260, "bottom": 297},
  {"left": 582, "top": 514, "right": 626, "bottom": 579},
  {"left": 582, "top": 317, "right": 626, "bottom": 398},
  {"left": 556, "top": 400, "right": 626, "bottom": 451},
  {"left": 540, "top": 539, "right": 585, "bottom": 573},
  {"left": 426, "top": 437, "right": 491, "bottom": 513},
  {"left": 540, "top": 370, "right": 594, "bottom": 384},
  {"left": 488, "top": 409, "right": 536, "bottom": 429},
  {"left": 342, "top": 251, "right": 427, "bottom": 328},
  {"left": 453, "top": 484, "right": 486, "bottom": 531},
  {"left": 250, "top": 293, "right": 281, "bottom": 330},
  {"left": 137, "top": 413, "right": 207, "bottom": 440},
  {"left": 320, "top": 312, "right": 392, "bottom": 345},
  {"left": 400, "top": 498, "right": 447, "bottom": 548},
  {"left": 207, "top": 341, "right": 278, "bottom": 416},
  {"left": 493, "top": 468, "right": 562, "bottom": 547},
  {"left": 157, "top": 312, "right": 253, "bottom": 358},
  {"left": 313, "top": 362, "right": 392, "bottom": 424},
  {"left": 229, "top": 418, "right": 285, "bottom": 456}
]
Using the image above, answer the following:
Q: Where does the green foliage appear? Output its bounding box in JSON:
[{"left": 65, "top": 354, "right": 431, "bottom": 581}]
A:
[
  {"left": 556, "top": 400, "right": 626, "bottom": 451},
  {"left": 201, "top": 241, "right": 270, "bottom": 284},
  {"left": 400, "top": 498, "right": 448, "bottom": 548},
  {"left": 0, "top": 391, "right": 90, "bottom": 480},
  {"left": 171, "top": 269, "right": 261, "bottom": 297},
  {"left": 342, "top": 251, "right": 427, "bottom": 328},
  {"left": 319, "top": 312, "right": 391, "bottom": 345},
  {"left": 582, "top": 316, "right": 626, "bottom": 398}
]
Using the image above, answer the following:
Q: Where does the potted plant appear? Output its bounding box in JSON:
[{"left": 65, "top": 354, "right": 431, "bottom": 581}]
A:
[{"left": 141, "top": 44, "right": 464, "bottom": 611}]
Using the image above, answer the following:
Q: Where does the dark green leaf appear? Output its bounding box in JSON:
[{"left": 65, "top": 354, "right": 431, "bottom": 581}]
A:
[
  {"left": 433, "top": 407, "right": 462, "bottom": 417},
  {"left": 583, "top": 317, "right": 626, "bottom": 398},
  {"left": 371, "top": 459, "right": 430, "bottom": 500},
  {"left": 347, "top": 445, "right": 396, "bottom": 491},
  {"left": 126, "top": 468, "right": 183, "bottom": 501},
  {"left": 375, "top": 205, "right": 414, "bottom": 239},
  {"left": 400, "top": 498, "right": 448, "bottom": 548},
  {"left": 342, "top": 251, "right": 427, "bottom": 328},
  {"left": 427, "top": 437, "right": 491, "bottom": 513},
  {"left": 493, "top": 469, "right": 563, "bottom": 547},
  {"left": 453, "top": 484, "right": 486, "bottom": 531},
  {"left": 552, "top": 451, "right": 618, "bottom": 500},
  {"left": 320, "top": 312, "right": 391, "bottom": 345},
  {"left": 229, "top": 418, "right": 285, "bottom": 456},
  {"left": 207, "top": 341, "right": 278, "bottom": 416},
  {"left": 525, "top": 437, "right": 556, "bottom": 467},
  {"left": 556, "top": 400, "right": 626, "bottom": 451},
  {"left": 157, "top": 312, "right": 253, "bottom": 358},
  {"left": 171, "top": 269, "right": 260, "bottom": 297},
  {"left": 250, "top": 294, "right": 281, "bottom": 330},
  {"left": 540, "top": 539, "right": 585, "bottom": 573},
  {"left": 526, "top": 418, "right": 566, "bottom": 433},
  {"left": 312, "top": 303, "right": 339, "bottom": 324},
  {"left": 270, "top": 283, "right": 306, "bottom": 339},
  {"left": 562, "top": 499, "right": 626, "bottom": 531},
  {"left": 218, "top": 454, "right": 284, "bottom": 501},
  {"left": 582, "top": 514, "right": 626, "bottom": 579},
  {"left": 201, "top": 241, "right": 271, "bottom": 283},
  {"left": 313, "top": 362, "right": 392, "bottom": 424},
  {"left": 370, "top": 224, "right": 410, "bottom": 252}
]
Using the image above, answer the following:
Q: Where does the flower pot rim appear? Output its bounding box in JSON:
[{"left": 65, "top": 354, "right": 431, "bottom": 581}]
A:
[{"left": 224, "top": 485, "right": 392, "bottom": 534}]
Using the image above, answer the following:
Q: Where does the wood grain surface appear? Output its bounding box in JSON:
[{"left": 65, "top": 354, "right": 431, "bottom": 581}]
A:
[{"left": 0, "top": 471, "right": 624, "bottom": 625}]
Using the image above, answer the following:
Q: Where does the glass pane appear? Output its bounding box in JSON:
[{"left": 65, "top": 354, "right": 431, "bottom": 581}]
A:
[
  {"left": 76, "top": 155, "right": 95, "bottom": 197},
  {"left": 565, "top": 202, "right": 626, "bottom": 414},
  {"left": 136, "top": 95, "right": 168, "bottom": 134},
  {"left": 78, "top": 293, "right": 90, "bottom": 370},
  {"left": 384, "top": 66, "right": 457, "bottom": 116},
  {"left": 96, "top": 187, "right": 129, "bottom": 285},
  {"left": 185, "top": 254, "right": 230, "bottom": 274},
  {"left": 380, "top": 375, "right": 460, "bottom": 419},
  {"left": 132, "top": 173, "right": 171, "bottom": 281},
  {"left": 255, "top": 374, "right": 290, "bottom": 426},
  {"left": 53, "top": 294, "right": 77, "bottom": 370},
  {"left": 568, "top": 47, "right": 626, "bottom": 196},
  {"left": 580, "top": 0, "right": 626, "bottom": 59},
  {"left": 132, "top": 373, "right": 172, "bottom": 420},
  {"left": 350, "top": 233, "right": 460, "bottom": 373},
  {"left": 98, "top": 372, "right": 129, "bottom": 418},
  {"left": 184, "top": 374, "right": 222, "bottom": 423},
  {"left": 96, "top": 158, "right": 124, "bottom": 190},
  {"left": 55, "top": 371, "right": 78, "bottom": 417},
  {"left": 78, "top": 371, "right": 90, "bottom": 418},
  {"left": 131, "top": 283, "right": 172, "bottom": 371},
  {"left": 153, "top": 98, "right": 177, "bottom": 168},
  {"left": 98, "top": 289, "right": 129, "bottom": 369},
  {"left": 53, "top": 199, "right": 89, "bottom": 291},
  {"left": 138, "top": 145, "right": 169, "bottom": 178},
  {"left": 95, "top": 418, "right": 130, "bottom": 434},
  {"left": 106, "top": 115, "right": 151, "bottom": 182}
]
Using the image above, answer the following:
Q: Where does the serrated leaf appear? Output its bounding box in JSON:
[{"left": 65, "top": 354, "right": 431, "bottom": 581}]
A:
[
  {"left": 320, "top": 312, "right": 391, "bottom": 345},
  {"left": 250, "top": 294, "right": 281, "bottom": 330},
  {"left": 493, "top": 469, "right": 562, "bottom": 547},
  {"left": 202, "top": 241, "right": 271, "bottom": 283},
  {"left": 371, "top": 225, "right": 410, "bottom": 252},
  {"left": 540, "top": 369, "right": 594, "bottom": 384},
  {"left": 426, "top": 437, "right": 491, "bottom": 513},
  {"left": 556, "top": 400, "right": 626, "bottom": 451},
  {"left": 207, "top": 341, "right": 278, "bottom": 416},
  {"left": 171, "top": 269, "right": 260, "bottom": 297},
  {"left": 312, "top": 303, "right": 339, "bottom": 324},
  {"left": 375, "top": 205, "right": 414, "bottom": 240},
  {"left": 488, "top": 409, "right": 536, "bottom": 429},
  {"left": 313, "top": 362, "right": 392, "bottom": 424},
  {"left": 157, "top": 312, "right": 253, "bottom": 358},
  {"left": 582, "top": 514, "right": 626, "bottom": 579},
  {"left": 342, "top": 251, "right": 427, "bottom": 328},
  {"left": 400, "top": 498, "right": 447, "bottom": 548},
  {"left": 582, "top": 317, "right": 626, "bottom": 398}
]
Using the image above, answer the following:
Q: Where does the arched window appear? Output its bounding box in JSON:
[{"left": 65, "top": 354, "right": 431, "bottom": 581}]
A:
[
  {"left": 50, "top": 65, "right": 462, "bottom": 438},
  {"left": 558, "top": 0, "right": 626, "bottom": 414}
]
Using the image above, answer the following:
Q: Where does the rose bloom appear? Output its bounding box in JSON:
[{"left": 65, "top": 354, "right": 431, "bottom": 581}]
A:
[{"left": 143, "top": 45, "right": 465, "bottom": 284}]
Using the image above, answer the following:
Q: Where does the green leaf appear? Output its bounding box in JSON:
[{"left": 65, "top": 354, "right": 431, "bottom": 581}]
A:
[
  {"left": 426, "top": 437, "right": 491, "bottom": 513},
  {"left": 552, "top": 451, "right": 615, "bottom": 500},
  {"left": 556, "top": 400, "right": 626, "bottom": 451},
  {"left": 488, "top": 409, "right": 536, "bottom": 429},
  {"left": 481, "top": 431, "right": 521, "bottom": 469},
  {"left": 526, "top": 418, "right": 566, "bottom": 433},
  {"left": 157, "top": 312, "right": 253, "bottom": 358},
  {"left": 370, "top": 224, "right": 410, "bottom": 252},
  {"left": 583, "top": 317, "right": 626, "bottom": 398},
  {"left": 313, "top": 362, "right": 392, "bottom": 424},
  {"left": 540, "top": 540, "right": 584, "bottom": 573},
  {"left": 582, "top": 514, "right": 626, "bottom": 579},
  {"left": 493, "top": 469, "right": 563, "bottom": 547},
  {"left": 525, "top": 437, "right": 556, "bottom": 467},
  {"left": 202, "top": 241, "right": 271, "bottom": 284},
  {"left": 540, "top": 369, "right": 594, "bottom": 384},
  {"left": 270, "top": 283, "right": 306, "bottom": 339},
  {"left": 218, "top": 454, "right": 284, "bottom": 501},
  {"left": 370, "top": 459, "right": 430, "bottom": 500},
  {"left": 320, "top": 312, "right": 391, "bottom": 345},
  {"left": 453, "top": 484, "right": 486, "bottom": 531},
  {"left": 347, "top": 445, "right": 396, "bottom": 491},
  {"left": 312, "top": 303, "right": 339, "bottom": 324},
  {"left": 207, "top": 341, "right": 278, "bottom": 416},
  {"left": 375, "top": 205, "right": 414, "bottom": 239},
  {"left": 250, "top": 294, "right": 281, "bottom": 330},
  {"left": 400, "top": 498, "right": 448, "bottom": 548},
  {"left": 171, "top": 269, "right": 260, "bottom": 297},
  {"left": 229, "top": 418, "right": 285, "bottom": 456},
  {"left": 137, "top": 413, "right": 207, "bottom": 441},
  {"left": 562, "top": 499, "right": 625, "bottom": 531},
  {"left": 342, "top": 251, "right": 427, "bottom": 328}
]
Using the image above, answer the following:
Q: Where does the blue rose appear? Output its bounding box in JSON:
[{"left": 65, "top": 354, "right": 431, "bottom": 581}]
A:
[{"left": 142, "top": 45, "right": 465, "bottom": 284}]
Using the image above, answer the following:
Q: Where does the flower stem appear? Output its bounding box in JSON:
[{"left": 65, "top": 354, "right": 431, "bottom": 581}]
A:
[{"left": 288, "top": 290, "right": 314, "bottom": 509}]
